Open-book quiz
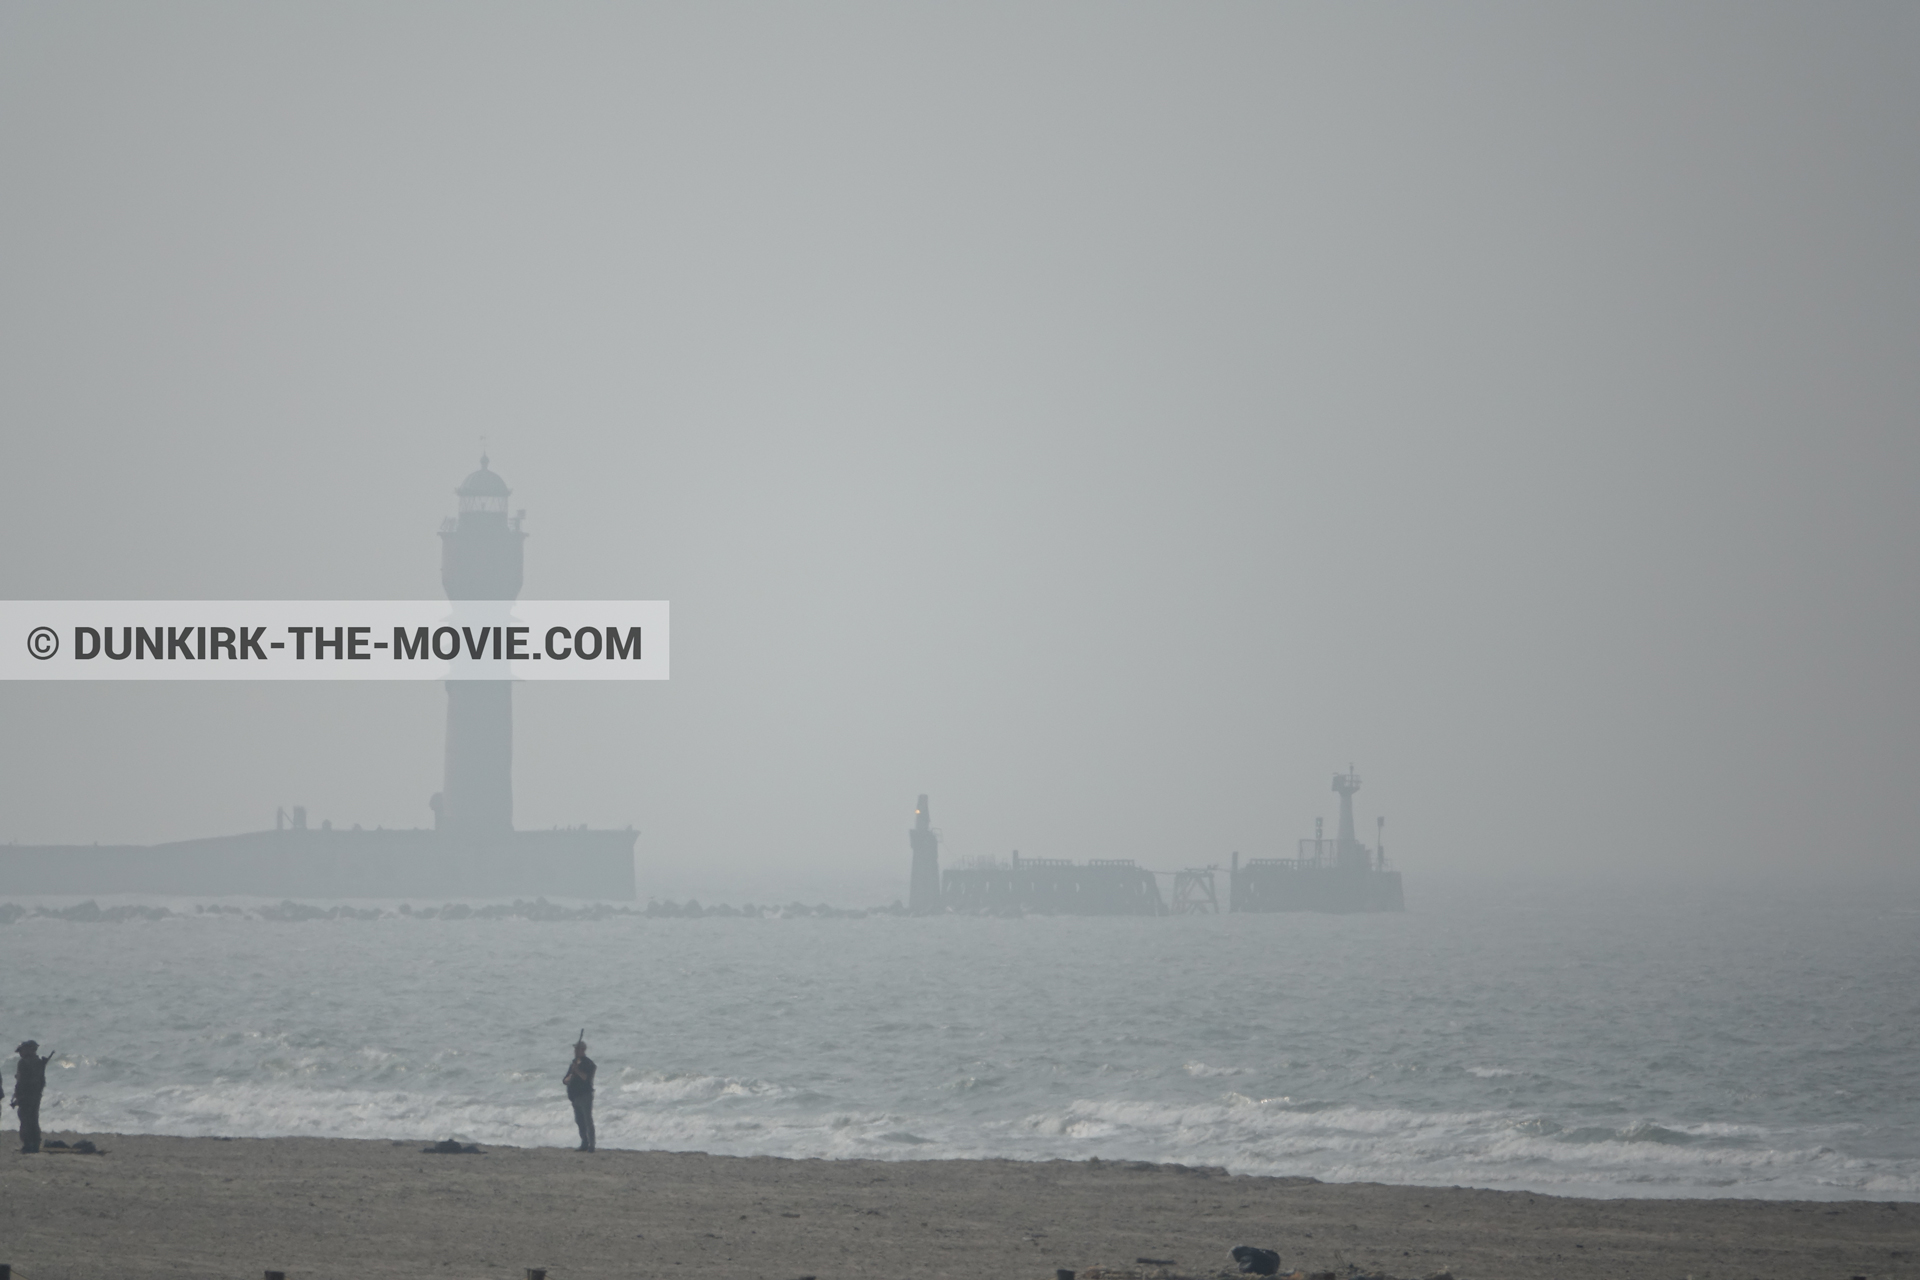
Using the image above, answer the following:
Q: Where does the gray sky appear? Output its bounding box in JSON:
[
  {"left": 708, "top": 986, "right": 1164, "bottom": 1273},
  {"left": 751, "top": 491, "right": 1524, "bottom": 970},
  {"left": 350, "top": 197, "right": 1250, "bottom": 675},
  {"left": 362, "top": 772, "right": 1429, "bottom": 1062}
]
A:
[{"left": 2, "top": 3, "right": 1916, "bottom": 901}]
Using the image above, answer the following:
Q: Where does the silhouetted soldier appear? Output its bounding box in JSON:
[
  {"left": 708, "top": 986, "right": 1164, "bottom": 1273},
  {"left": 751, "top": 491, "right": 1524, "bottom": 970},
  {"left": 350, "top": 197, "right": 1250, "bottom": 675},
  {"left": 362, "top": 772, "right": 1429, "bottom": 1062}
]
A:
[
  {"left": 12, "top": 1040, "right": 52, "bottom": 1154},
  {"left": 563, "top": 1036, "right": 596, "bottom": 1152}
]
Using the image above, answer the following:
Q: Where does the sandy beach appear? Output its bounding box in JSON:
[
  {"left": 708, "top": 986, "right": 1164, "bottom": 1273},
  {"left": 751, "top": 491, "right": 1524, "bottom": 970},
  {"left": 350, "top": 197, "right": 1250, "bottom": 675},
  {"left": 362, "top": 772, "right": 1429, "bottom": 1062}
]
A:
[{"left": 0, "top": 1134, "right": 1911, "bottom": 1280}]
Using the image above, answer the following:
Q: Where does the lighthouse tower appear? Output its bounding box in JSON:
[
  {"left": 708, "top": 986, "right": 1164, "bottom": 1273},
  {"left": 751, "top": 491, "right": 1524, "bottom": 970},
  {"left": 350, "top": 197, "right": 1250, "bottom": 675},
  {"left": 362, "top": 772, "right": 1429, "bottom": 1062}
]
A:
[
  {"left": 436, "top": 456, "right": 525, "bottom": 842},
  {"left": 907, "top": 795, "right": 940, "bottom": 913},
  {"left": 1332, "top": 766, "right": 1368, "bottom": 872}
]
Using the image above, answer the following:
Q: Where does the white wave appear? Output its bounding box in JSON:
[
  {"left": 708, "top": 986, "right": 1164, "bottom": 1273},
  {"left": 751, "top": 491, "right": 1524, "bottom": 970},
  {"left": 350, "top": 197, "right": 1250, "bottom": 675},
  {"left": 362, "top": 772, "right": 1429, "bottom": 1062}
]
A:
[
  {"left": 31, "top": 1073, "right": 1920, "bottom": 1202},
  {"left": 9, "top": 878, "right": 1917, "bottom": 1201},
  {"left": 614, "top": 1070, "right": 792, "bottom": 1105}
]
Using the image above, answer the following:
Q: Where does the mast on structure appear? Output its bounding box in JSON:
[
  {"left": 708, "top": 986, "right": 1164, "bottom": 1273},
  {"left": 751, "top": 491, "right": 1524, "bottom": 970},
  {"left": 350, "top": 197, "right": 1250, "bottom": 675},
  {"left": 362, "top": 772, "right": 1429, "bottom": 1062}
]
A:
[
  {"left": 1333, "top": 766, "right": 1369, "bottom": 872},
  {"left": 908, "top": 794, "right": 940, "bottom": 913}
]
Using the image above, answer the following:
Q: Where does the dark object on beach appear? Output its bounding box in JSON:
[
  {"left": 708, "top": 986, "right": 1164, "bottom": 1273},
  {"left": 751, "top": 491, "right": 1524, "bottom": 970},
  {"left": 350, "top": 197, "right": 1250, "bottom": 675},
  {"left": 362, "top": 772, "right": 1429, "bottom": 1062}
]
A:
[
  {"left": 266, "top": 1271, "right": 286, "bottom": 1280},
  {"left": 422, "top": 1139, "right": 483, "bottom": 1154},
  {"left": 525, "top": 1270, "right": 547, "bottom": 1280},
  {"left": 1232, "top": 1246, "right": 1282, "bottom": 1276},
  {"left": 1057, "top": 1271, "right": 1075, "bottom": 1280}
]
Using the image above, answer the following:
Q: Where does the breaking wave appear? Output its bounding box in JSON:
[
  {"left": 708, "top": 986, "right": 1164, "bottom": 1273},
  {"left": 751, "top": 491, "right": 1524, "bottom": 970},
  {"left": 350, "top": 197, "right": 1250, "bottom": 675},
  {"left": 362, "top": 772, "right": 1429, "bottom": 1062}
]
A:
[{"left": 4, "top": 877, "right": 1917, "bottom": 1200}]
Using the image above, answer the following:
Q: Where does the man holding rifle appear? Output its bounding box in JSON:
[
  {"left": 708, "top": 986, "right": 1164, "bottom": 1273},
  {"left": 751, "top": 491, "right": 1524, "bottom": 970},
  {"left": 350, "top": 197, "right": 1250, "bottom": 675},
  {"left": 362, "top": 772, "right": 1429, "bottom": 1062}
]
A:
[
  {"left": 563, "top": 1032, "right": 596, "bottom": 1153},
  {"left": 12, "top": 1039, "right": 53, "bottom": 1153}
]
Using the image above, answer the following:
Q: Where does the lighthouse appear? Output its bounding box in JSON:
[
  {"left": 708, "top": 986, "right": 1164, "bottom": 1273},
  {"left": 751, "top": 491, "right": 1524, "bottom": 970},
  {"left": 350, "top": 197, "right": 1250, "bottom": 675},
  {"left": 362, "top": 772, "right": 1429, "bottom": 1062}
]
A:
[
  {"left": 1332, "top": 766, "right": 1368, "bottom": 873},
  {"left": 0, "top": 453, "right": 637, "bottom": 900},
  {"left": 908, "top": 794, "right": 940, "bottom": 913},
  {"left": 435, "top": 456, "right": 525, "bottom": 841}
]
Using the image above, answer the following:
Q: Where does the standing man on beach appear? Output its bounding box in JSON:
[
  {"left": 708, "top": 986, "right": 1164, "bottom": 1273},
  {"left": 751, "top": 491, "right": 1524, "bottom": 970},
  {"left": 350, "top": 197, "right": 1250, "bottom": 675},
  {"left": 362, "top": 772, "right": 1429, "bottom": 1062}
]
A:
[
  {"left": 11, "top": 1040, "right": 52, "bottom": 1153},
  {"left": 563, "top": 1036, "right": 596, "bottom": 1152}
]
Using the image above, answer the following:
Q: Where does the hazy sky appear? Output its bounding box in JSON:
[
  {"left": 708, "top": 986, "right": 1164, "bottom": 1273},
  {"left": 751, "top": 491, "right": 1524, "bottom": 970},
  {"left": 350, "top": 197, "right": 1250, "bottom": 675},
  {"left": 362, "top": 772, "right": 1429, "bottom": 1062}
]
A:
[{"left": 2, "top": 4, "right": 1916, "bottom": 901}]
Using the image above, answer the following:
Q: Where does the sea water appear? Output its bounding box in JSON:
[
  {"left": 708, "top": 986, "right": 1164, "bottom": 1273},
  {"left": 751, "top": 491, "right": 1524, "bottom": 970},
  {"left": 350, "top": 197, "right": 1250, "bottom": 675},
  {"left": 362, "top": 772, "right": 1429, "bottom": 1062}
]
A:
[{"left": 1, "top": 872, "right": 1914, "bottom": 1200}]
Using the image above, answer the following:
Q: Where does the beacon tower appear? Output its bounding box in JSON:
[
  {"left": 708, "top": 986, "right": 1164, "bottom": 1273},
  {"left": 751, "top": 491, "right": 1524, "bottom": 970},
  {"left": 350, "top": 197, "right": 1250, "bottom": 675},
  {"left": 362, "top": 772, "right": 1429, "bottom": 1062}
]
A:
[
  {"left": 1333, "top": 766, "right": 1368, "bottom": 873},
  {"left": 0, "top": 455, "right": 636, "bottom": 900},
  {"left": 908, "top": 794, "right": 940, "bottom": 913},
  {"left": 437, "top": 457, "right": 525, "bottom": 842},
  {"left": 1225, "top": 765, "right": 1405, "bottom": 912}
]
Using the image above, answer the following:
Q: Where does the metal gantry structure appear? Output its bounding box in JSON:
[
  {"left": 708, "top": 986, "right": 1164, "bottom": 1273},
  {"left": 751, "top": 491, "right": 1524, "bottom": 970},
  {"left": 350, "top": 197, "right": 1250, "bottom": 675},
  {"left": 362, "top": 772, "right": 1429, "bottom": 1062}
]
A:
[{"left": 1171, "top": 868, "right": 1219, "bottom": 914}]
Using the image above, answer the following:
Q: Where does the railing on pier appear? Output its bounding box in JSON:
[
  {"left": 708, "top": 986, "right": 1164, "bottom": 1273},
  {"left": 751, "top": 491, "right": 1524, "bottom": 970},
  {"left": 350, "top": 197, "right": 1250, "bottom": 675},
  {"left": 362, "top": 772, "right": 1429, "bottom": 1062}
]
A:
[{"left": 1239, "top": 837, "right": 1390, "bottom": 873}]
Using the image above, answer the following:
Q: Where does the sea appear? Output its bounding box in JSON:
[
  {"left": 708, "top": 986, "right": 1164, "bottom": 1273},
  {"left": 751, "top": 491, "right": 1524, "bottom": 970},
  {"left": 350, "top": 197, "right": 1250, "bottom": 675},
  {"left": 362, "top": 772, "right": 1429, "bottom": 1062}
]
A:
[{"left": 2, "top": 871, "right": 1915, "bottom": 1201}]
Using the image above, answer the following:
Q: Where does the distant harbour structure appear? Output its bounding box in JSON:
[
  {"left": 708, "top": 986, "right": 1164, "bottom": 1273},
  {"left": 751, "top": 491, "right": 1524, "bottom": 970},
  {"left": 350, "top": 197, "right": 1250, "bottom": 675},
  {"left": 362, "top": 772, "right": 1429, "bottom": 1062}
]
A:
[
  {"left": 909, "top": 768, "right": 1404, "bottom": 917},
  {"left": 1227, "top": 767, "right": 1404, "bottom": 912},
  {"left": 0, "top": 459, "right": 637, "bottom": 900},
  {"left": 941, "top": 851, "right": 1164, "bottom": 916},
  {"left": 905, "top": 792, "right": 1166, "bottom": 917},
  {"left": 903, "top": 793, "right": 1165, "bottom": 917},
  {"left": 907, "top": 795, "right": 940, "bottom": 914}
]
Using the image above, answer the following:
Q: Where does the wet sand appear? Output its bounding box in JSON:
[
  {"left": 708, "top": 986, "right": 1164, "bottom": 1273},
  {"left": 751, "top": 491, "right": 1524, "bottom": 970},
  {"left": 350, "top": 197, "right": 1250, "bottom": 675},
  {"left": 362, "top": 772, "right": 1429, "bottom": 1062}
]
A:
[{"left": 0, "top": 1133, "right": 1913, "bottom": 1279}]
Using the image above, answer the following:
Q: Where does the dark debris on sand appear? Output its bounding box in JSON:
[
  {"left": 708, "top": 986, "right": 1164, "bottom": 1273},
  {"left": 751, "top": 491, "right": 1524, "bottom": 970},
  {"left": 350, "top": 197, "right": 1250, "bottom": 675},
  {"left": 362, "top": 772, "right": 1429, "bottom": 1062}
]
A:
[{"left": 1082, "top": 1261, "right": 1456, "bottom": 1280}]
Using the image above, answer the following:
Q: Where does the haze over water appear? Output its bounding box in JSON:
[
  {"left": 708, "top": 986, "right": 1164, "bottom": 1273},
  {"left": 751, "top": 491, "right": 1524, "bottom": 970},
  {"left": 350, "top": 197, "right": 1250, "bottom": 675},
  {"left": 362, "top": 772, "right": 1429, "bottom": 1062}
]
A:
[
  {"left": 2, "top": 5, "right": 1917, "bottom": 1219},
  {"left": 5, "top": 6, "right": 1918, "bottom": 898},
  {"left": 6, "top": 873, "right": 1914, "bottom": 1201}
]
